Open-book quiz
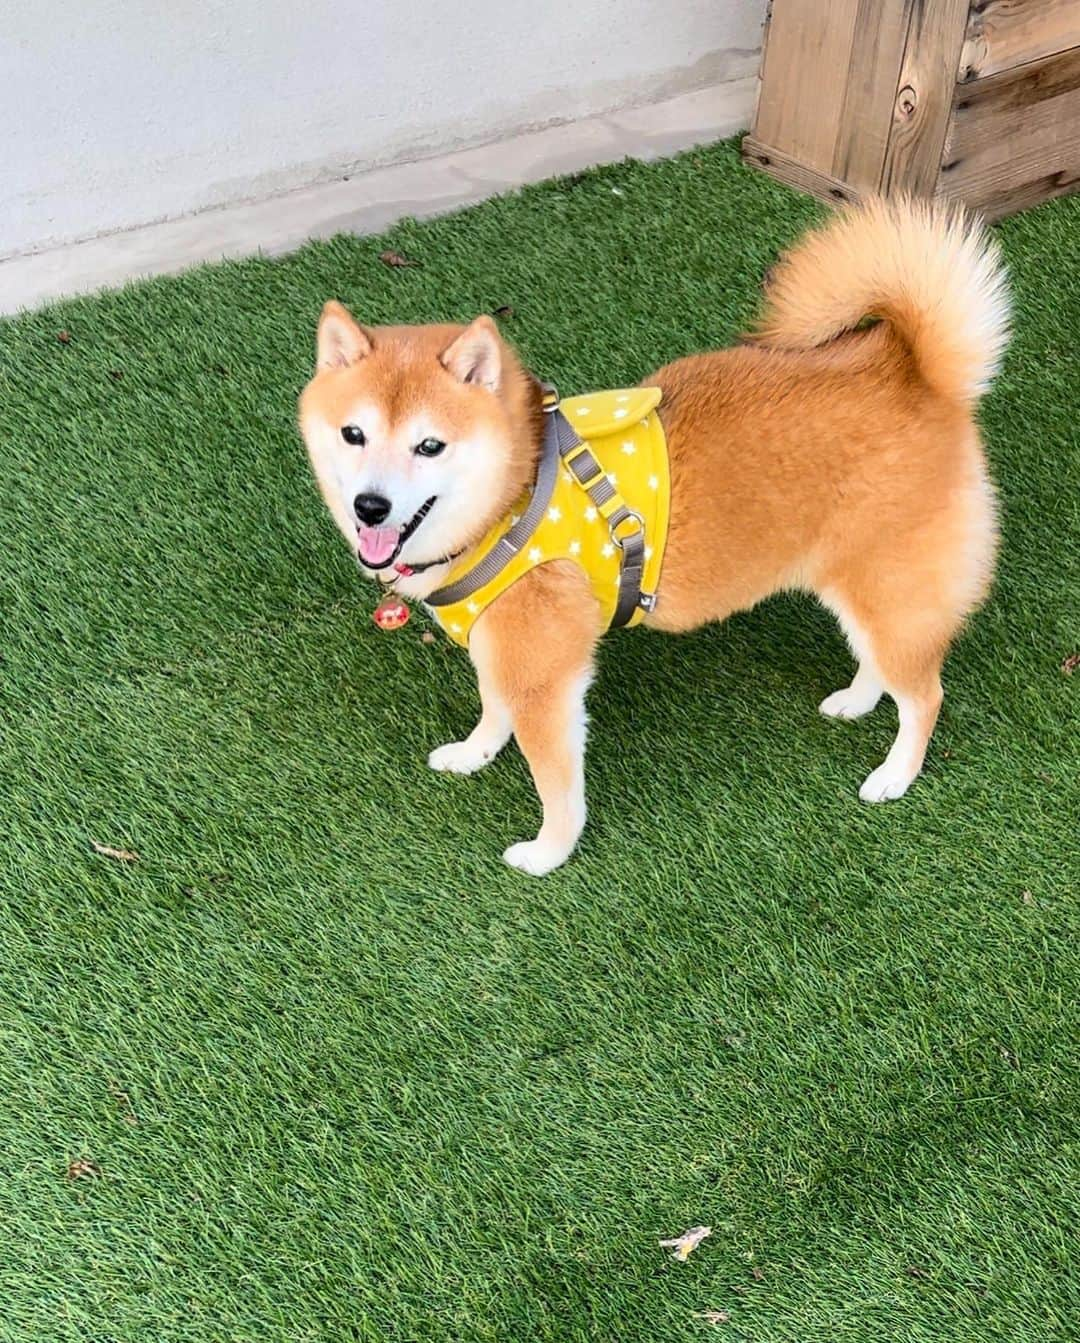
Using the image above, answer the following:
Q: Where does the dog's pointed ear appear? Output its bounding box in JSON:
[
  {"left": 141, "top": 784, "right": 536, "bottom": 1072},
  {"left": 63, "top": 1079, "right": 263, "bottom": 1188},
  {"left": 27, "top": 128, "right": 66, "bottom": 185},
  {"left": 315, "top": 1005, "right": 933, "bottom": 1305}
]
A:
[
  {"left": 440, "top": 315, "right": 502, "bottom": 392},
  {"left": 317, "top": 301, "right": 373, "bottom": 370}
]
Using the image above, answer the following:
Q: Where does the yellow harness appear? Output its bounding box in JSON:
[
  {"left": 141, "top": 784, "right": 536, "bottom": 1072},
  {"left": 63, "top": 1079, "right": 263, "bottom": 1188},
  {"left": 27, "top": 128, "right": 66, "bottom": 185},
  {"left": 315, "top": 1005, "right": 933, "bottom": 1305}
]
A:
[{"left": 427, "top": 387, "right": 670, "bottom": 646}]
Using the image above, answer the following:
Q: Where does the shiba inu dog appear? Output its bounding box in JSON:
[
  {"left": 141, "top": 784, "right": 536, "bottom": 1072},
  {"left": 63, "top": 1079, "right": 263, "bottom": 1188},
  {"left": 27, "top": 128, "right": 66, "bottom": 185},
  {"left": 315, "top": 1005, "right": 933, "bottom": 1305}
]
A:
[{"left": 299, "top": 198, "right": 1009, "bottom": 875}]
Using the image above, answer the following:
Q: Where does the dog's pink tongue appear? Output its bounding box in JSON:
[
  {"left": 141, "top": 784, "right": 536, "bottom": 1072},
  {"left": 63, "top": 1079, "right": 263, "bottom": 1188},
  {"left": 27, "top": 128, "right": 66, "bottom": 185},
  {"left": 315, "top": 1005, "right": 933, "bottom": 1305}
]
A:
[{"left": 357, "top": 525, "right": 399, "bottom": 566}]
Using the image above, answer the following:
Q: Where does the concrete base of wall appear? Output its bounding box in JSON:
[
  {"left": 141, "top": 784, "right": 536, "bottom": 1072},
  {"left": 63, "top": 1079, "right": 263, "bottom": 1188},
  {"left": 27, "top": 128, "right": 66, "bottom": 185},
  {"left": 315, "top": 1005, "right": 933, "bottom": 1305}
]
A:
[{"left": 0, "top": 78, "right": 756, "bottom": 316}]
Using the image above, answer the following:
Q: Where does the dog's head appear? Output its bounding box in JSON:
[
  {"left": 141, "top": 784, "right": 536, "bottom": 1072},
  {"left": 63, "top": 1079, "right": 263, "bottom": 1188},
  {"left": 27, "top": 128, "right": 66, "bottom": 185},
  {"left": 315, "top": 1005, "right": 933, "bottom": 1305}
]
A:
[{"left": 298, "top": 303, "right": 539, "bottom": 574}]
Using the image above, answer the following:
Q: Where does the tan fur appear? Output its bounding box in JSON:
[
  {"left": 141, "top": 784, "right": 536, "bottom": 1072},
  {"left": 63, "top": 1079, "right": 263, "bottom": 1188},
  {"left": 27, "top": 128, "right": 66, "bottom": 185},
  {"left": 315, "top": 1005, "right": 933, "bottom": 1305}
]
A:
[{"left": 298, "top": 198, "right": 1008, "bottom": 871}]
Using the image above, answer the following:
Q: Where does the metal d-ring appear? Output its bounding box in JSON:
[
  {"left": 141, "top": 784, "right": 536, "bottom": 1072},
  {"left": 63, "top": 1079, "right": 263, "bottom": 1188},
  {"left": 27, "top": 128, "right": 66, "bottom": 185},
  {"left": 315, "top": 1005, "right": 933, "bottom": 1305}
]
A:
[{"left": 611, "top": 509, "right": 645, "bottom": 551}]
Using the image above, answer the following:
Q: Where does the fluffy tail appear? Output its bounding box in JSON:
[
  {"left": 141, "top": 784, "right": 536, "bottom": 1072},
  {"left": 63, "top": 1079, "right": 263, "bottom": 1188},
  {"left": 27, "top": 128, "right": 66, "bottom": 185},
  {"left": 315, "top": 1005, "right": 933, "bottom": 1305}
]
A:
[{"left": 753, "top": 197, "right": 1010, "bottom": 405}]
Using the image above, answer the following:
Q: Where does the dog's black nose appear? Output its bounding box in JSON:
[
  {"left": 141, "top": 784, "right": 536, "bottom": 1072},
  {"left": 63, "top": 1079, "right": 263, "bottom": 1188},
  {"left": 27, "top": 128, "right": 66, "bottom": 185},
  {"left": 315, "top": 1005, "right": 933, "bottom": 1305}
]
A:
[{"left": 354, "top": 492, "right": 392, "bottom": 525}]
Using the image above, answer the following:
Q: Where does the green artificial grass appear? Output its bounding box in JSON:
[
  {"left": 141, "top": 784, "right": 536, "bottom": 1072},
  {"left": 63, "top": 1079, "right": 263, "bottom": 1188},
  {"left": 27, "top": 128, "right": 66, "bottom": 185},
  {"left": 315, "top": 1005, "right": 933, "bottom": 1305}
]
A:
[{"left": 1, "top": 139, "right": 1077, "bottom": 1342}]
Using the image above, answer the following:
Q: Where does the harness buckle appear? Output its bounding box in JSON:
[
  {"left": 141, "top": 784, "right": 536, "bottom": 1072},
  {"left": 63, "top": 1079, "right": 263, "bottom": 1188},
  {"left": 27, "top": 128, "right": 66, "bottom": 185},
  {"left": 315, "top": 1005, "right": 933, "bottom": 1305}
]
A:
[
  {"left": 563, "top": 442, "right": 603, "bottom": 485},
  {"left": 540, "top": 383, "right": 561, "bottom": 414}
]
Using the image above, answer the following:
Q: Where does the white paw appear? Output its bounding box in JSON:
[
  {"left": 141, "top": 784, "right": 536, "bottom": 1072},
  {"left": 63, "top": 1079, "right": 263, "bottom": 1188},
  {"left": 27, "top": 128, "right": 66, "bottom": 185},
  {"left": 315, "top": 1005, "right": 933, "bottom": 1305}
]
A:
[
  {"left": 819, "top": 687, "right": 880, "bottom": 720},
  {"left": 859, "top": 762, "right": 916, "bottom": 803},
  {"left": 502, "top": 838, "right": 570, "bottom": 877},
  {"left": 428, "top": 740, "right": 493, "bottom": 775}
]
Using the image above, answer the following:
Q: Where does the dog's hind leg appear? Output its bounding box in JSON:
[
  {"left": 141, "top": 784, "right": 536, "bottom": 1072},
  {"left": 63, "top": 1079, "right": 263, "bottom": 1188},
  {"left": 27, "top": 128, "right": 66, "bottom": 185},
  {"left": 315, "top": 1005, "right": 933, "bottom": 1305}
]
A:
[
  {"left": 818, "top": 596, "right": 884, "bottom": 720},
  {"left": 820, "top": 464, "right": 994, "bottom": 801},
  {"left": 819, "top": 662, "right": 884, "bottom": 720},
  {"left": 858, "top": 666, "right": 944, "bottom": 802},
  {"left": 821, "top": 583, "right": 951, "bottom": 803}
]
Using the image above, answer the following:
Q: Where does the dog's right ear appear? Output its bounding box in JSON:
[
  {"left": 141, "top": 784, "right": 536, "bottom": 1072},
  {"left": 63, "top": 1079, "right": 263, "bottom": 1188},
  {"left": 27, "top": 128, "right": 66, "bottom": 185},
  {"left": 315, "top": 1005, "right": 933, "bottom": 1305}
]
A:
[{"left": 316, "top": 301, "right": 373, "bottom": 370}]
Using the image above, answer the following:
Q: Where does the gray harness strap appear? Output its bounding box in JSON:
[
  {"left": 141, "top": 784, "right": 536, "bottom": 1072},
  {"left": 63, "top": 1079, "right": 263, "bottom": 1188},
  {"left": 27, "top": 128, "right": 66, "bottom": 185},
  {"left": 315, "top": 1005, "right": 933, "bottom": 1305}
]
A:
[
  {"left": 557, "top": 425, "right": 647, "bottom": 629},
  {"left": 612, "top": 527, "right": 647, "bottom": 627},
  {"left": 427, "top": 386, "right": 649, "bottom": 626}
]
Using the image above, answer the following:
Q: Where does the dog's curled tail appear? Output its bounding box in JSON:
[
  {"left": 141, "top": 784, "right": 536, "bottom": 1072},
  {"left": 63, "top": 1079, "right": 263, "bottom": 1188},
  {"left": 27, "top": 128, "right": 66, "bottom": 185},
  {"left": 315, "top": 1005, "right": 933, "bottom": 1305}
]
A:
[{"left": 753, "top": 196, "right": 1010, "bottom": 406}]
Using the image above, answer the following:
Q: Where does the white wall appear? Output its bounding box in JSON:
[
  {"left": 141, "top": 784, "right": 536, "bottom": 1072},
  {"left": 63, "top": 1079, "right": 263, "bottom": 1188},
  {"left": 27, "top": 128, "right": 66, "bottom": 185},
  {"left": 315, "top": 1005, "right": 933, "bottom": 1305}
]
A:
[{"left": 1, "top": 0, "right": 764, "bottom": 261}]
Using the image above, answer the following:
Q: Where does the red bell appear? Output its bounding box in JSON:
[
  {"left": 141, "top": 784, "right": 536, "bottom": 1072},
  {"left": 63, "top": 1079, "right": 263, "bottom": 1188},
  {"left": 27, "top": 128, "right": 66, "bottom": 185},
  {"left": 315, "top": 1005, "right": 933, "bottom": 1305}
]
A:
[{"left": 373, "top": 596, "right": 410, "bottom": 631}]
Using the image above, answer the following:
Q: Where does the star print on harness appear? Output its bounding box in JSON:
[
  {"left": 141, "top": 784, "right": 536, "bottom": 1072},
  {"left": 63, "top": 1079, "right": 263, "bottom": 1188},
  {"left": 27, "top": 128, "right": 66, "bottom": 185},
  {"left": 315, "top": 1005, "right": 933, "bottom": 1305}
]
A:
[{"left": 425, "top": 385, "right": 671, "bottom": 645}]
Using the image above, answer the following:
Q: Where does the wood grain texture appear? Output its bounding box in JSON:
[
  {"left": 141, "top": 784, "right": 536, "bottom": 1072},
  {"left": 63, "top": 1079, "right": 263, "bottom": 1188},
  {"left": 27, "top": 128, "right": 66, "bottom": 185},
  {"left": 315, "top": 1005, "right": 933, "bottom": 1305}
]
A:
[
  {"left": 881, "top": 0, "right": 973, "bottom": 196},
  {"left": 960, "top": 0, "right": 1080, "bottom": 83},
  {"left": 833, "top": 0, "right": 918, "bottom": 188},
  {"left": 940, "top": 43, "right": 1080, "bottom": 214},
  {"left": 947, "top": 42, "right": 1080, "bottom": 156},
  {"left": 742, "top": 136, "right": 864, "bottom": 205},
  {"left": 752, "top": 0, "right": 862, "bottom": 172},
  {"left": 938, "top": 136, "right": 1080, "bottom": 215}
]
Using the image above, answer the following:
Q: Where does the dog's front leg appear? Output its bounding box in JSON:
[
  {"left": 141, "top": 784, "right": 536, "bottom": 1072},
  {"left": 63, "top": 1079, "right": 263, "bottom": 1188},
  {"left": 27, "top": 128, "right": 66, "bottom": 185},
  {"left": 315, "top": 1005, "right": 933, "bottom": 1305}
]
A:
[
  {"left": 430, "top": 564, "right": 599, "bottom": 873},
  {"left": 462, "top": 563, "right": 600, "bottom": 876},
  {"left": 428, "top": 623, "right": 512, "bottom": 775},
  {"left": 503, "top": 667, "right": 593, "bottom": 876}
]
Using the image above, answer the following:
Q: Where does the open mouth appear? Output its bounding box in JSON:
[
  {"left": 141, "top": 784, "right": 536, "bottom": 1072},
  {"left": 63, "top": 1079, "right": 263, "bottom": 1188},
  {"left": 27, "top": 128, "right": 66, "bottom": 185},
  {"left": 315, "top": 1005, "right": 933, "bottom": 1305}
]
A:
[{"left": 356, "top": 496, "right": 437, "bottom": 570}]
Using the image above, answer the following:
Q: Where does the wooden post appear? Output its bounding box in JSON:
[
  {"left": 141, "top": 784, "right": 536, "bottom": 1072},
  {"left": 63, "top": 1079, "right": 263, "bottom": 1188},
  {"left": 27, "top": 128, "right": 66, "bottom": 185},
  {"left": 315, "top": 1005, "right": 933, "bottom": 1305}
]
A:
[{"left": 744, "top": 0, "right": 1080, "bottom": 220}]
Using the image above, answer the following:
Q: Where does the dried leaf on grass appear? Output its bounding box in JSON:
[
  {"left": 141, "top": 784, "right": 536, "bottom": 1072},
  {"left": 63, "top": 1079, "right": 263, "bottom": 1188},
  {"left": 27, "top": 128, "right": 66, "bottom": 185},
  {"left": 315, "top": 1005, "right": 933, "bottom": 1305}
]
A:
[
  {"left": 91, "top": 841, "right": 140, "bottom": 863},
  {"left": 492, "top": 305, "right": 515, "bottom": 318},
  {"left": 379, "top": 250, "right": 420, "bottom": 269},
  {"left": 660, "top": 1225, "right": 712, "bottom": 1261},
  {"left": 67, "top": 1158, "right": 100, "bottom": 1180},
  {"left": 1061, "top": 651, "right": 1079, "bottom": 676},
  {"left": 56, "top": 330, "right": 72, "bottom": 345},
  {"left": 695, "top": 1310, "right": 730, "bottom": 1325}
]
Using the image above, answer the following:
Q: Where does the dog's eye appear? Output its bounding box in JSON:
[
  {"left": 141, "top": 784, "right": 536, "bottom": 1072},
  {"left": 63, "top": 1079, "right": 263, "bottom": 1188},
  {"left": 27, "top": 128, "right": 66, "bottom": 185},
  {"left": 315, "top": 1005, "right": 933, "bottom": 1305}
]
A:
[
  {"left": 341, "top": 424, "right": 366, "bottom": 446},
  {"left": 415, "top": 437, "right": 446, "bottom": 458}
]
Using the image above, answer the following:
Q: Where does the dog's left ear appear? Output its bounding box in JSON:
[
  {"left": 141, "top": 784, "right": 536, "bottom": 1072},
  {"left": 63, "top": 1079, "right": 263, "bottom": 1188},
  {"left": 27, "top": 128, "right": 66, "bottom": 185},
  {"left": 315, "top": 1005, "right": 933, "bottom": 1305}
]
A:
[{"left": 440, "top": 315, "right": 502, "bottom": 392}]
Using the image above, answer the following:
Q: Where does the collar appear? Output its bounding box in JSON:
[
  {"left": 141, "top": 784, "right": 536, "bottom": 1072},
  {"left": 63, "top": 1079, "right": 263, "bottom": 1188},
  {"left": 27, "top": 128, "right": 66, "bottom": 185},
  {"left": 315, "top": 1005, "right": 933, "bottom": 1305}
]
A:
[
  {"left": 391, "top": 550, "right": 463, "bottom": 579},
  {"left": 373, "top": 547, "right": 466, "bottom": 599}
]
